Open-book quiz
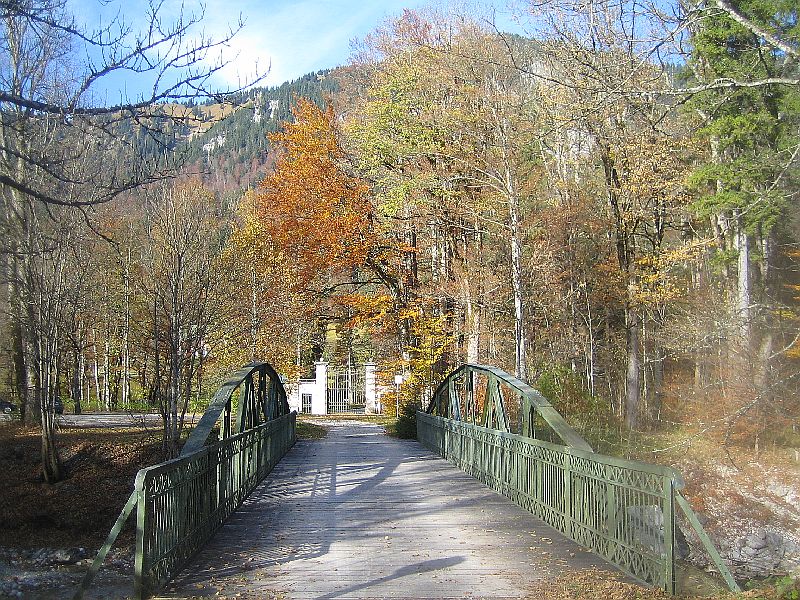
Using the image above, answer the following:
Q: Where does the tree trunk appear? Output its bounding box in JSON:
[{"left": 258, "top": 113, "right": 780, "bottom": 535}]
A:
[
  {"left": 11, "top": 317, "right": 27, "bottom": 420},
  {"left": 250, "top": 266, "right": 258, "bottom": 360},
  {"left": 644, "top": 331, "right": 665, "bottom": 428},
  {"left": 41, "top": 332, "right": 63, "bottom": 483},
  {"left": 122, "top": 245, "right": 131, "bottom": 408},
  {"left": 166, "top": 305, "right": 182, "bottom": 458},
  {"left": 16, "top": 243, "right": 41, "bottom": 425},
  {"left": 625, "top": 302, "right": 641, "bottom": 430},
  {"left": 91, "top": 336, "right": 101, "bottom": 410},
  {"left": 103, "top": 338, "right": 111, "bottom": 410},
  {"left": 72, "top": 348, "right": 82, "bottom": 415},
  {"left": 507, "top": 173, "right": 527, "bottom": 380},
  {"left": 169, "top": 347, "right": 180, "bottom": 458},
  {"left": 22, "top": 323, "right": 40, "bottom": 426},
  {"left": 735, "top": 209, "right": 751, "bottom": 345},
  {"left": 462, "top": 274, "right": 480, "bottom": 364},
  {"left": 585, "top": 285, "right": 596, "bottom": 396},
  {"left": 40, "top": 409, "right": 62, "bottom": 483}
]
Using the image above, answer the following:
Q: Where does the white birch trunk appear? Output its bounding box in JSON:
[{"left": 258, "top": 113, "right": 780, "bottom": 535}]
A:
[
  {"left": 102, "top": 338, "right": 110, "bottom": 411},
  {"left": 507, "top": 175, "right": 527, "bottom": 380},
  {"left": 122, "top": 244, "right": 131, "bottom": 407},
  {"left": 735, "top": 209, "right": 751, "bottom": 344}
]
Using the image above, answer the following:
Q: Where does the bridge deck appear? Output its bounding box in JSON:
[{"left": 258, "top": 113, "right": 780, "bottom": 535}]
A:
[{"left": 161, "top": 421, "right": 623, "bottom": 599}]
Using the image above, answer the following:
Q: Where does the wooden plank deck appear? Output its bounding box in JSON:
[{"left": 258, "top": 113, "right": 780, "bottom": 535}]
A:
[{"left": 159, "top": 421, "right": 623, "bottom": 599}]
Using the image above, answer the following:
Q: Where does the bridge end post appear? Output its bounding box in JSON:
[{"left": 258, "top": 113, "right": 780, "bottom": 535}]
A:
[
  {"left": 563, "top": 451, "right": 573, "bottom": 539},
  {"left": 133, "top": 472, "right": 148, "bottom": 600},
  {"left": 364, "top": 363, "right": 378, "bottom": 413},
  {"left": 663, "top": 476, "right": 676, "bottom": 594}
]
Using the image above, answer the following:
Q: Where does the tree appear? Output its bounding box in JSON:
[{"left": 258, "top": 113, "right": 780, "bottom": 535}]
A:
[
  {"left": 350, "top": 5, "right": 696, "bottom": 426},
  {"left": 218, "top": 190, "right": 315, "bottom": 378},
  {"left": 258, "top": 99, "right": 378, "bottom": 287},
  {"left": 1, "top": 0, "right": 263, "bottom": 479},
  {"left": 681, "top": 0, "right": 799, "bottom": 441},
  {"left": 515, "top": 0, "right": 799, "bottom": 435},
  {"left": 0, "top": 0, "right": 264, "bottom": 207},
  {"left": 346, "top": 11, "right": 547, "bottom": 381},
  {"left": 527, "top": 10, "right": 695, "bottom": 428},
  {"left": 0, "top": 197, "right": 100, "bottom": 481},
  {"left": 140, "top": 180, "right": 227, "bottom": 458},
  {"left": 253, "top": 97, "right": 398, "bottom": 367}
]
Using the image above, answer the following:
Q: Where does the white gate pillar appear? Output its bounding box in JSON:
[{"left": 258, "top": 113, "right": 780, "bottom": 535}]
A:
[
  {"left": 313, "top": 361, "right": 328, "bottom": 415},
  {"left": 364, "top": 363, "right": 378, "bottom": 413}
]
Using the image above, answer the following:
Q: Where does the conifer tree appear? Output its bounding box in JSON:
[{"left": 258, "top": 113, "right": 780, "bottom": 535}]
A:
[{"left": 686, "top": 0, "right": 799, "bottom": 430}]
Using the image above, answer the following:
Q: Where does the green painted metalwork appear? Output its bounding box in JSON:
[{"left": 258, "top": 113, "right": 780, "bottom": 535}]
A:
[
  {"left": 73, "top": 362, "right": 296, "bottom": 600},
  {"left": 182, "top": 362, "right": 290, "bottom": 455},
  {"left": 73, "top": 490, "right": 137, "bottom": 600},
  {"left": 675, "top": 493, "right": 741, "bottom": 592},
  {"left": 427, "top": 363, "right": 593, "bottom": 452},
  {"left": 417, "top": 413, "right": 678, "bottom": 591},
  {"left": 419, "top": 362, "right": 740, "bottom": 594},
  {"left": 134, "top": 412, "right": 296, "bottom": 598}
]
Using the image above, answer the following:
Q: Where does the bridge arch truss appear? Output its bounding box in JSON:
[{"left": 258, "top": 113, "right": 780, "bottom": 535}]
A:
[{"left": 420, "top": 363, "right": 739, "bottom": 594}]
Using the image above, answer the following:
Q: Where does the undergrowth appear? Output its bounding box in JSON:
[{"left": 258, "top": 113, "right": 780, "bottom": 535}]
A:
[{"left": 386, "top": 401, "right": 418, "bottom": 438}]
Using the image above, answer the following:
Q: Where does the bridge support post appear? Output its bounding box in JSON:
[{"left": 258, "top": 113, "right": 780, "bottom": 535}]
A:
[
  {"left": 364, "top": 363, "right": 378, "bottom": 413},
  {"left": 313, "top": 361, "right": 328, "bottom": 415},
  {"left": 133, "top": 478, "right": 148, "bottom": 600}
]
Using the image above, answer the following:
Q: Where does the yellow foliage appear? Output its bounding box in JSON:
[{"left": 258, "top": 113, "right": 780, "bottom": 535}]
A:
[
  {"left": 632, "top": 240, "right": 712, "bottom": 307},
  {"left": 394, "top": 305, "right": 455, "bottom": 402},
  {"left": 337, "top": 294, "right": 395, "bottom": 326}
]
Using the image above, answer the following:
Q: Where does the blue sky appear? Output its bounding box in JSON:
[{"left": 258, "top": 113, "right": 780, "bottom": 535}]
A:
[{"left": 69, "top": 0, "right": 525, "bottom": 100}]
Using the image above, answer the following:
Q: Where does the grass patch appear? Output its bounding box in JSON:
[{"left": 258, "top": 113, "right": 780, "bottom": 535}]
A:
[
  {"left": 296, "top": 420, "right": 329, "bottom": 440},
  {"left": 299, "top": 413, "right": 394, "bottom": 426}
]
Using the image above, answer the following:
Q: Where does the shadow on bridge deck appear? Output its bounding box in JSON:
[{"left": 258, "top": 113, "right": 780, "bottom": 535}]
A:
[{"left": 160, "top": 422, "right": 624, "bottom": 599}]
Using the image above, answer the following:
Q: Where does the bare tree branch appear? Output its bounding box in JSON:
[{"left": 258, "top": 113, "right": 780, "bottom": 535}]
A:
[
  {"left": 1, "top": 0, "right": 268, "bottom": 207},
  {"left": 712, "top": 0, "right": 799, "bottom": 59},
  {"left": 663, "top": 76, "right": 800, "bottom": 94}
]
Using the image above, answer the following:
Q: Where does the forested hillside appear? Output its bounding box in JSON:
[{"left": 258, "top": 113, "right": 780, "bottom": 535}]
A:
[
  {"left": 184, "top": 71, "right": 337, "bottom": 180},
  {"left": 1, "top": 0, "right": 799, "bottom": 587},
  {"left": 125, "top": 71, "right": 338, "bottom": 193}
]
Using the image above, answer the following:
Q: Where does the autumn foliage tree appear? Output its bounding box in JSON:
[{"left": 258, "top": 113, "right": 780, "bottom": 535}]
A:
[
  {"left": 249, "top": 98, "right": 406, "bottom": 366},
  {"left": 258, "top": 99, "right": 379, "bottom": 285},
  {"left": 217, "top": 191, "right": 315, "bottom": 377}
]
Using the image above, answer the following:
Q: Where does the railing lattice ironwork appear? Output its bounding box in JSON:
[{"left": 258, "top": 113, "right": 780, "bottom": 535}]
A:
[
  {"left": 420, "top": 363, "right": 740, "bottom": 594},
  {"left": 134, "top": 413, "right": 295, "bottom": 597},
  {"left": 74, "top": 361, "right": 296, "bottom": 600},
  {"left": 418, "top": 414, "right": 675, "bottom": 589}
]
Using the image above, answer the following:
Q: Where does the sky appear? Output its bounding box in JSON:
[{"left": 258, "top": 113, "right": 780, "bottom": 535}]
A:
[{"left": 69, "top": 0, "right": 526, "bottom": 101}]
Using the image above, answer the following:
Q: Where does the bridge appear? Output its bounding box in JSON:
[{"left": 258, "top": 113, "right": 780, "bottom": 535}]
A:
[{"left": 74, "top": 362, "right": 740, "bottom": 599}]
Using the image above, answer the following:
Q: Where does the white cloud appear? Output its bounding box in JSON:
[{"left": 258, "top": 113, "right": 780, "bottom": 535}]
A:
[
  {"left": 67, "top": 0, "right": 523, "bottom": 98},
  {"left": 199, "top": 0, "right": 428, "bottom": 88}
]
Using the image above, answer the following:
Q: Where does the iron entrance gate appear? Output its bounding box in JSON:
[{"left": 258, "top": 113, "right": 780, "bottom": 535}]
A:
[
  {"left": 301, "top": 393, "right": 312, "bottom": 414},
  {"left": 327, "top": 366, "right": 366, "bottom": 413}
]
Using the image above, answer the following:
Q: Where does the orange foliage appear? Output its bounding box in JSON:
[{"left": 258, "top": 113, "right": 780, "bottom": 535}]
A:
[{"left": 257, "top": 98, "right": 377, "bottom": 287}]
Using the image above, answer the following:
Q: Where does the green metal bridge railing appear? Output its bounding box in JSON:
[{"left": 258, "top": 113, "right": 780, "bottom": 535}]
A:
[
  {"left": 74, "top": 362, "right": 296, "bottom": 600},
  {"left": 134, "top": 412, "right": 295, "bottom": 597},
  {"left": 419, "top": 364, "right": 739, "bottom": 594}
]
